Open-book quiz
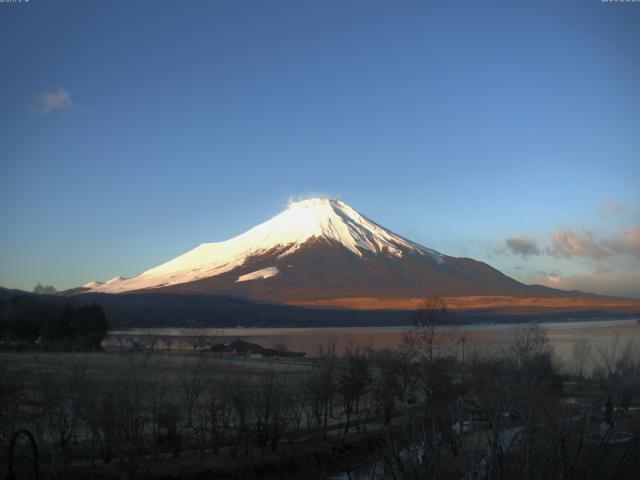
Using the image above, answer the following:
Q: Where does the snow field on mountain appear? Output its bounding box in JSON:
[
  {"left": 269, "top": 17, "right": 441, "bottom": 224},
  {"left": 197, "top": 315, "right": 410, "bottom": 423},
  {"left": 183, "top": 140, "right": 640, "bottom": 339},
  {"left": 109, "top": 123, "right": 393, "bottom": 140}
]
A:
[{"left": 85, "top": 198, "right": 443, "bottom": 293}]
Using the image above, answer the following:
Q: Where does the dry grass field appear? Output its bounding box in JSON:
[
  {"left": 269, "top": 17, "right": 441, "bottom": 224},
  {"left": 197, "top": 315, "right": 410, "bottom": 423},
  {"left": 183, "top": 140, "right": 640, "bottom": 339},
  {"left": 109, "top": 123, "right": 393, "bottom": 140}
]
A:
[{"left": 288, "top": 295, "right": 640, "bottom": 314}]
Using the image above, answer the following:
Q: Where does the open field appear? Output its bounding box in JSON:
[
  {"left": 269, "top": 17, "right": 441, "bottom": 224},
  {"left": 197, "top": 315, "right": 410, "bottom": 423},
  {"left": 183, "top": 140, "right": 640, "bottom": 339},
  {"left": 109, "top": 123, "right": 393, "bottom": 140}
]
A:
[
  {"left": 1, "top": 350, "right": 417, "bottom": 479},
  {"left": 288, "top": 295, "right": 640, "bottom": 313}
]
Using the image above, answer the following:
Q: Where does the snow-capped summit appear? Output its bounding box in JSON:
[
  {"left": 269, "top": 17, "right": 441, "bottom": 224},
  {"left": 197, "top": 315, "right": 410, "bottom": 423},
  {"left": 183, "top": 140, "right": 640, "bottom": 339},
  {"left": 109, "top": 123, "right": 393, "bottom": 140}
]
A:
[
  {"left": 77, "top": 197, "right": 542, "bottom": 302},
  {"left": 86, "top": 198, "right": 443, "bottom": 294},
  {"left": 278, "top": 198, "right": 442, "bottom": 259}
]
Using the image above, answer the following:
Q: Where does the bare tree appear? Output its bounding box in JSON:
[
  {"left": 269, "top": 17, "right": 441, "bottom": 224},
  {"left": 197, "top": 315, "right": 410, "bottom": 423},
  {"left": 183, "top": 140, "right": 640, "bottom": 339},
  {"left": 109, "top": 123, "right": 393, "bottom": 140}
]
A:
[
  {"left": 504, "top": 321, "right": 559, "bottom": 398},
  {"left": 338, "top": 344, "right": 371, "bottom": 433},
  {"left": 81, "top": 385, "right": 120, "bottom": 464},
  {"left": 572, "top": 337, "right": 592, "bottom": 379},
  {"left": 229, "top": 380, "right": 251, "bottom": 457},
  {"left": 593, "top": 337, "right": 640, "bottom": 411},
  {"left": 311, "top": 342, "right": 338, "bottom": 438},
  {"left": 112, "top": 354, "right": 158, "bottom": 477},
  {"left": 0, "top": 358, "right": 22, "bottom": 451},
  {"left": 33, "top": 354, "right": 89, "bottom": 477},
  {"left": 253, "top": 369, "right": 289, "bottom": 454},
  {"left": 203, "top": 373, "right": 234, "bottom": 454},
  {"left": 180, "top": 356, "right": 206, "bottom": 432},
  {"left": 406, "top": 295, "right": 452, "bottom": 363},
  {"left": 288, "top": 375, "right": 310, "bottom": 434},
  {"left": 370, "top": 349, "right": 405, "bottom": 426}
]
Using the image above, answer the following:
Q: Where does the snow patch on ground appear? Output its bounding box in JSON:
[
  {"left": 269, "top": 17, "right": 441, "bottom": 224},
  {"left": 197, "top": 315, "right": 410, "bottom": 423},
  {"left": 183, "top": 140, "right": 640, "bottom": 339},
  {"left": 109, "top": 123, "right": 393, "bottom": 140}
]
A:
[{"left": 236, "top": 266, "right": 280, "bottom": 282}]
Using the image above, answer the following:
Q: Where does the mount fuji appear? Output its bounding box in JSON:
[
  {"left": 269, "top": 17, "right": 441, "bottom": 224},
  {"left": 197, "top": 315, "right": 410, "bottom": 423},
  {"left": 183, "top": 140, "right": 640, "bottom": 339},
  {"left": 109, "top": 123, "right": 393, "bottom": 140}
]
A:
[{"left": 76, "top": 198, "right": 573, "bottom": 305}]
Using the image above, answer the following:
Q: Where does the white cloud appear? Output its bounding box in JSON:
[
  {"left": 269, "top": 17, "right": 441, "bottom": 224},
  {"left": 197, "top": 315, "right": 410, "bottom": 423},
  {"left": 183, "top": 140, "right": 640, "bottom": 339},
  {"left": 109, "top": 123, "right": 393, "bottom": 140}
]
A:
[
  {"left": 604, "top": 227, "right": 640, "bottom": 259},
  {"left": 28, "top": 88, "right": 73, "bottom": 114},
  {"left": 548, "top": 229, "right": 608, "bottom": 259},
  {"left": 542, "top": 227, "right": 640, "bottom": 261}
]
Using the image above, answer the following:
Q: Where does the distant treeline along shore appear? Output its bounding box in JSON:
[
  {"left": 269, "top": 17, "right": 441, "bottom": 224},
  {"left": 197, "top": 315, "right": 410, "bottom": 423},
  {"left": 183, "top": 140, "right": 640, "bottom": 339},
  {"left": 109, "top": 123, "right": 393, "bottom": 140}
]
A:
[{"left": 0, "top": 294, "right": 108, "bottom": 351}]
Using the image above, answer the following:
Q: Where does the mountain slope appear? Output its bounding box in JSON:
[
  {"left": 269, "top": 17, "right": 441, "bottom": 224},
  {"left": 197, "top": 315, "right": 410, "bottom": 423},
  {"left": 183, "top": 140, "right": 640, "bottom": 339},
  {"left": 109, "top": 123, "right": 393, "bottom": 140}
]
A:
[
  {"left": 77, "top": 198, "right": 594, "bottom": 303},
  {"left": 144, "top": 239, "right": 548, "bottom": 301}
]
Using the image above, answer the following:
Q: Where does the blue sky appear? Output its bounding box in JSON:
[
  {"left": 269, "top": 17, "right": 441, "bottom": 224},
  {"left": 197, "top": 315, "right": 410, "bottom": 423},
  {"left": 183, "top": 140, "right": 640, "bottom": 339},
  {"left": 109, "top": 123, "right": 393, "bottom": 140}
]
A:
[{"left": 1, "top": 0, "right": 639, "bottom": 297}]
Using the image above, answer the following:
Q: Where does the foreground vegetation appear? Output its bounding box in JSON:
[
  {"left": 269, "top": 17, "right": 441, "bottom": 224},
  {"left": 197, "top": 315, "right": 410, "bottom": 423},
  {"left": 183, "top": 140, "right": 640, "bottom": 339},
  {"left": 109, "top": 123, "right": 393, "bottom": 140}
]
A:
[{"left": 2, "top": 311, "right": 640, "bottom": 479}]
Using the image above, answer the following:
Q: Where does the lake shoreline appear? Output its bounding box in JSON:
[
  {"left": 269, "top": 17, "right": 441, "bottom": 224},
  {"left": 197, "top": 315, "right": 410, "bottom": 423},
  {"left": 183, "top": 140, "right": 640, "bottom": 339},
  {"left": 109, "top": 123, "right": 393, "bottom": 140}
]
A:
[
  {"left": 105, "top": 317, "right": 640, "bottom": 359},
  {"left": 109, "top": 313, "right": 639, "bottom": 334}
]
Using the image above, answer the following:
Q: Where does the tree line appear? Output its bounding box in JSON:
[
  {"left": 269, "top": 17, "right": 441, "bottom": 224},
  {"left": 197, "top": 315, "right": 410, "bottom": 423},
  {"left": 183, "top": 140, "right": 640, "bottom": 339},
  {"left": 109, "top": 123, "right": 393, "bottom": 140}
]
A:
[{"left": 0, "top": 294, "right": 108, "bottom": 350}]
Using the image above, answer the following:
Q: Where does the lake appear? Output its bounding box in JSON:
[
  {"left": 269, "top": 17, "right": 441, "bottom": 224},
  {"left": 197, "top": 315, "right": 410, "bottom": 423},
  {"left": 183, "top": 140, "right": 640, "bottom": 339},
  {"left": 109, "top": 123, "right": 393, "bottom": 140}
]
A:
[{"left": 108, "top": 318, "right": 640, "bottom": 363}]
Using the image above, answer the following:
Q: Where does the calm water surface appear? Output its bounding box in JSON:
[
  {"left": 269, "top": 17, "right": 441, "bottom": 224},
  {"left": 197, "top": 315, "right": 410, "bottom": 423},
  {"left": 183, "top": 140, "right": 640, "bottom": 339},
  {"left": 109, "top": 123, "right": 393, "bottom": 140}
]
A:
[{"left": 110, "top": 318, "right": 640, "bottom": 361}]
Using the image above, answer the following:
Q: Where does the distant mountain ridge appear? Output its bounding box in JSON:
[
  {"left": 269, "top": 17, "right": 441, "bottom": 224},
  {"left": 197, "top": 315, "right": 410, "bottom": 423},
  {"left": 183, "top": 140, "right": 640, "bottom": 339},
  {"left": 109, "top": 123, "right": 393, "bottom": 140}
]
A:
[{"left": 4, "top": 287, "right": 638, "bottom": 329}]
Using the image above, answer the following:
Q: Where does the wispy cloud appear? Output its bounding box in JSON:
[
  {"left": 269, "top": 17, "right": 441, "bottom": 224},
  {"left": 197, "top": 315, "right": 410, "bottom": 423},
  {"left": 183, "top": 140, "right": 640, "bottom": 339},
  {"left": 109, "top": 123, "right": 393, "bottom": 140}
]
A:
[
  {"left": 603, "top": 200, "right": 623, "bottom": 214},
  {"left": 531, "top": 270, "right": 640, "bottom": 299},
  {"left": 543, "top": 227, "right": 640, "bottom": 260},
  {"left": 28, "top": 88, "right": 73, "bottom": 114},
  {"left": 503, "top": 236, "right": 541, "bottom": 257},
  {"left": 548, "top": 229, "right": 608, "bottom": 259},
  {"left": 604, "top": 227, "right": 640, "bottom": 259},
  {"left": 286, "top": 192, "right": 342, "bottom": 207}
]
